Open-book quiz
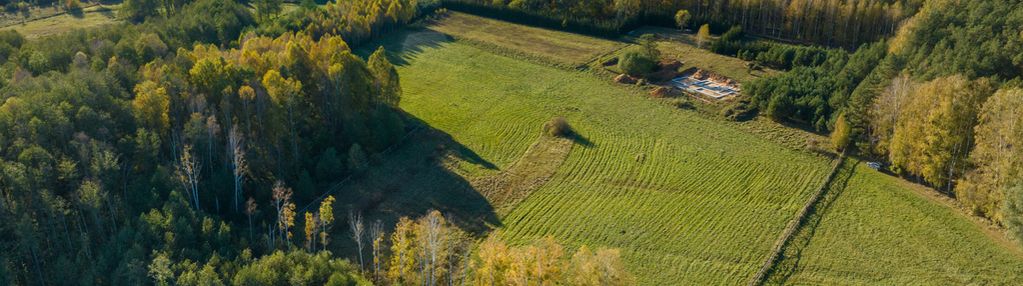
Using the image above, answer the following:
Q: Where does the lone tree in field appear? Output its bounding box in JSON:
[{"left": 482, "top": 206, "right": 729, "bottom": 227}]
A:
[
  {"left": 675, "top": 10, "right": 691, "bottom": 31},
  {"left": 697, "top": 24, "right": 711, "bottom": 48},
  {"left": 544, "top": 117, "right": 573, "bottom": 138}
]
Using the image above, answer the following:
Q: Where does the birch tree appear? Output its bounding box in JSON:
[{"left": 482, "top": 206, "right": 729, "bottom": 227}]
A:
[
  {"left": 349, "top": 209, "right": 366, "bottom": 269},
  {"left": 957, "top": 88, "right": 1023, "bottom": 221},
  {"left": 177, "top": 144, "right": 201, "bottom": 210},
  {"left": 271, "top": 182, "right": 296, "bottom": 248},
  {"left": 228, "top": 125, "right": 247, "bottom": 213}
]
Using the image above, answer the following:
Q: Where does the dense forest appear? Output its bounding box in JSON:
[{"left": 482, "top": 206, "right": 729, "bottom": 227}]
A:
[
  {"left": 447, "top": 0, "right": 921, "bottom": 48},
  {"left": 0, "top": 0, "right": 630, "bottom": 284},
  {"left": 740, "top": 0, "right": 1023, "bottom": 240}
]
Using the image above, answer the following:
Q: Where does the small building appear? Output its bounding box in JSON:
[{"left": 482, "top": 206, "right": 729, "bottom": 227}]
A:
[{"left": 866, "top": 162, "right": 883, "bottom": 171}]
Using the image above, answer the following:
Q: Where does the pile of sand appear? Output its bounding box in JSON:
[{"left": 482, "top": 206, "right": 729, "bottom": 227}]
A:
[
  {"left": 649, "top": 86, "right": 674, "bottom": 98},
  {"left": 686, "top": 68, "right": 739, "bottom": 88},
  {"left": 614, "top": 74, "right": 637, "bottom": 84}
]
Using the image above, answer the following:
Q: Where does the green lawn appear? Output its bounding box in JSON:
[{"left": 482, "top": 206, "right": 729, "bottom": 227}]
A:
[
  {"left": 365, "top": 28, "right": 833, "bottom": 284},
  {"left": 766, "top": 159, "right": 1023, "bottom": 285}
]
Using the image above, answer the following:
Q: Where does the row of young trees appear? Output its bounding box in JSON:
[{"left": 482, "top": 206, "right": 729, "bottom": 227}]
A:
[{"left": 450, "top": 0, "right": 919, "bottom": 47}]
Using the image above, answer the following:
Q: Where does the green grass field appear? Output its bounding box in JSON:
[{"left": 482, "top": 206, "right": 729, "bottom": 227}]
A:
[
  {"left": 428, "top": 12, "right": 626, "bottom": 67},
  {"left": 766, "top": 159, "right": 1023, "bottom": 284},
  {"left": 345, "top": 13, "right": 1023, "bottom": 285},
  {"left": 359, "top": 27, "right": 833, "bottom": 284},
  {"left": 0, "top": 5, "right": 118, "bottom": 39}
]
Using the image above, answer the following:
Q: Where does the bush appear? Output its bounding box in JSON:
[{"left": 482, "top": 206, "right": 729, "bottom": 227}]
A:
[
  {"left": 544, "top": 117, "right": 572, "bottom": 138},
  {"left": 618, "top": 47, "right": 656, "bottom": 77}
]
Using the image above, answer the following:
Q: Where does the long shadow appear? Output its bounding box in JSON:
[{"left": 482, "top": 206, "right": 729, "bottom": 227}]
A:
[
  {"left": 327, "top": 114, "right": 502, "bottom": 261},
  {"left": 354, "top": 26, "right": 454, "bottom": 67}
]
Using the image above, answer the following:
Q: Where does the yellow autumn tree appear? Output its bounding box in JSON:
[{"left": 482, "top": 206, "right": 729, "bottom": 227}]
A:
[
  {"left": 889, "top": 75, "right": 992, "bottom": 191},
  {"left": 957, "top": 88, "right": 1023, "bottom": 221},
  {"left": 132, "top": 80, "right": 170, "bottom": 135},
  {"left": 475, "top": 236, "right": 511, "bottom": 285},
  {"left": 388, "top": 217, "right": 418, "bottom": 285}
]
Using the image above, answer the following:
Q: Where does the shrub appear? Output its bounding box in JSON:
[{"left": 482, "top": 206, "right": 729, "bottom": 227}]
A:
[
  {"left": 544, "top": 117, "right": 572, "bottom": 138},
  {"left": 618, "top": 47, "right": 656, "bottom": 77}
]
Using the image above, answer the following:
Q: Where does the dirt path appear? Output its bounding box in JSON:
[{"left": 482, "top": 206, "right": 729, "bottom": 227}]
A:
[{"left": 470, "top": 134, "right": 573, "bottom": 216}]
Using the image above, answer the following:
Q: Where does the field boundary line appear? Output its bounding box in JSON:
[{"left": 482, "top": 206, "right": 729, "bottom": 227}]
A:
[{"left": 748, "top": 151, "right": 846, "bottom": 286}]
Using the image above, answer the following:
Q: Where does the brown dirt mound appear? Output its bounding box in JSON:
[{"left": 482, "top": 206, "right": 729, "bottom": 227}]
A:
[
  {"left": 614, "top": 74, "right": 637, "bottom": 84},
  {"left": 650, "top": 86, "right": 673, "bottom": 98},
  {"left": 683, "top": 68, "right": 740, "bottom": 88}
]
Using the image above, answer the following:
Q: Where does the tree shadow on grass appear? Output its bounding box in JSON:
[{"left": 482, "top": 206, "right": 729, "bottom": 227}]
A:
[
  {"left": 568, "top": 131, "right": 594, "bottom": 148},
  {"left": 354, "top": 27, "right": 454, "bottom": 67},
  {"left": 331, "top": 114, "right": 501, "bottom": 244}
]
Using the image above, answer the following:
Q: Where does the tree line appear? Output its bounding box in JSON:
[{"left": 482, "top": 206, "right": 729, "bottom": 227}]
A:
[
  {"left": 446, "top": 0, "right": 920, "bottom": 48},
  {"left": 731, "top": 0, "right": 1023, "bottom": 242},
  {"left": 0, "top": 0, "right": 404, "bottom": 283},
  {"left": 0, "top": 0, "right": 635, "bottom": 284},
  {"left": 170, "top": 210, "right": 631, "bottom": 285}
]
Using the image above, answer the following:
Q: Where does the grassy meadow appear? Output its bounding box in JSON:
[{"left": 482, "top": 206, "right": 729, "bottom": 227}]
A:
[
  {"left": 0, "top": 5, "right": 118, "bottom": 39},
  {"left": 428, "top": 12, "right": 626, "bottom": 67},
  {"left": 766, "top": 160, "right": 1023, "bottom": 284},
  {"left": 343, "top": 12, "right": 1023, "bottom": 285},
  {"left": 357, "top": 24, "right": 834, "bottom": 284}
]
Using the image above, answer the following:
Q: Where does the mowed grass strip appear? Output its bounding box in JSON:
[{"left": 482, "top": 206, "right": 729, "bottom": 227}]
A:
[
  {"left": 768, "top": 160, "right": 1023, "bottom": 285},
  {"left": 387, "top": 29, "right": 833, "bottom": 284},
  {"left": 1, "top": 5, "right": 119, "bottom": 39},
  {"left": 428, "top": 12, "right": 626, "bottom": 67}
]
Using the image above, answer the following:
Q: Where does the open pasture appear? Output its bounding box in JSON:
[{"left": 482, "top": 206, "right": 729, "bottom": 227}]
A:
[
  {"left": 362, "top": 27, "right": 834, "bottom": 284},
  {"left": 428, "top": 12, "right": 626, "bottom": 67},
  {"left": 347, "top": 13, "right": 1023, "bottom": 285},
  {"left": 0, "top": 5, "right": 118, "bottom": 39}
]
